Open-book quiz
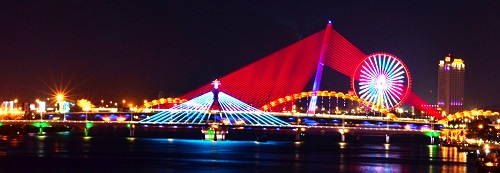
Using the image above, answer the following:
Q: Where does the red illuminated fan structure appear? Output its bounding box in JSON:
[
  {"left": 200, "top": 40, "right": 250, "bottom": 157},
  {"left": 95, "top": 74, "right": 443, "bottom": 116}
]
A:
[
  {"left": 352, "top": 53, "right": 411, "bottom": 111},
  {"left": 180, "top": 22, "right": 441, "bottom": 118}
]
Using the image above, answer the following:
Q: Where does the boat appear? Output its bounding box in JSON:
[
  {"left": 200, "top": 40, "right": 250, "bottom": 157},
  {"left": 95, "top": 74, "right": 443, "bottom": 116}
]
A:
[
  {"left": 477, "top": 144, "right": 500, "bottom": 172},
  {"left": 256, "top": 135, "right": 268, "bottom": 142}
]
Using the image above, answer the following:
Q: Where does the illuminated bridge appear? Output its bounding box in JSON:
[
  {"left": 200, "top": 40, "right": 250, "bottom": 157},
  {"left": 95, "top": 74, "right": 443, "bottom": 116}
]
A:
[
  {"left": 1, "top": 22, "right": 456, "bottom": 143},
  {"left": 1, "top": 83, "right": 441, "bottom": 142},
  {"left": 139, "top": 88, "right": 290, "bottom": 127}
]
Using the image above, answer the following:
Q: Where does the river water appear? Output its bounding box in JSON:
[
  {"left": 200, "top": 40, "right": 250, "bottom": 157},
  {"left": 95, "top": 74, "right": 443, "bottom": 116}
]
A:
[{"left": 0, "top": 131, "right": 475, "bottom": 173}]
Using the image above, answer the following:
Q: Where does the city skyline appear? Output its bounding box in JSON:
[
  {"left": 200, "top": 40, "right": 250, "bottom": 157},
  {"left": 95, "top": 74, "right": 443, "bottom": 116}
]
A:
[{"left": 0, "top": 1, "right": 498, "bottom": 109}]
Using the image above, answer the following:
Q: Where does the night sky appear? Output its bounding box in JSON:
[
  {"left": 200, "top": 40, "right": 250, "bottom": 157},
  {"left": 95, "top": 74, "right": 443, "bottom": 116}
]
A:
[{"left": 0, "top": 1, "right": 498, "bottom": 109}]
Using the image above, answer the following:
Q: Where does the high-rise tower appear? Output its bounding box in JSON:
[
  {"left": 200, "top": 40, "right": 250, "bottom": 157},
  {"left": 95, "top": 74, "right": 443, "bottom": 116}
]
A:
[{"left": 437, "top": 54, "right": 465, "bottom": 115}]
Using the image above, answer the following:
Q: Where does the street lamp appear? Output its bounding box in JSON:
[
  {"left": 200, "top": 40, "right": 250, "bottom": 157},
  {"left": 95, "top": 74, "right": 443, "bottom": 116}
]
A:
[
  {"left": 56, "top": 94, "right": 65, "bottom": 121},
  {"left": 398, "top": 108, "right": 404, "bottom": 118}
]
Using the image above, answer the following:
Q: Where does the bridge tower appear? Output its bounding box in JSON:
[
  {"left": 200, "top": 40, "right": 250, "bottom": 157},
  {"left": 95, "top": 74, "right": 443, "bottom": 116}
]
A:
[
  {"left": 202, "top": 79, "right": 228, "bottom": 141},
  {"left": 307, "top": 21, "right": 332, "bottom": 114}
]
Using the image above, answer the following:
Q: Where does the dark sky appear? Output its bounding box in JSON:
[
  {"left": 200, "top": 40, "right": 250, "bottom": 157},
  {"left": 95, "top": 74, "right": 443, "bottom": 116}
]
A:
[{"left": 0, "top": 1, "right": 498, "bottom": 108}]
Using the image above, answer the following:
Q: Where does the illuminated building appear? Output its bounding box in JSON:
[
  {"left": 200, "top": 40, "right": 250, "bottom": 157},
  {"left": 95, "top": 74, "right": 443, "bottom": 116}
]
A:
[{"left": 437, "top": 54, "right": 465, "bottom": 115}]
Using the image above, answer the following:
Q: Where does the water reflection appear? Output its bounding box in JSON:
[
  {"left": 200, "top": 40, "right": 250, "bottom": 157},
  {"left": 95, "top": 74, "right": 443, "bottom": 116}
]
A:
[
  {"left": 0, "top": 134, "right": 475, "bottom": 173},
  {"left": 36, "top": 135, "right": 46, "bottom": 157}
]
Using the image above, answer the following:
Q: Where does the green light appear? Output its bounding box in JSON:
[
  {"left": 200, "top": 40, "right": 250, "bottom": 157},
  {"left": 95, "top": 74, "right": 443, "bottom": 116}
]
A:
[
  {"left": 33, "top": 122, "right": 50, "bottom": 128},
  {"left": 85, "top": 122, "right": 93, "bottom": 129},
  {"left": 126, "top": 123, "right": 136, "bottom": 129},
  {"left": 207, "top": 129, "right": 214, "bottom": 136},
  {"left": 0, "top": 122, "right": 3, "bottom": 127},
  {"left": 425, "top": 131, "right": 440, "bottom": 137}
]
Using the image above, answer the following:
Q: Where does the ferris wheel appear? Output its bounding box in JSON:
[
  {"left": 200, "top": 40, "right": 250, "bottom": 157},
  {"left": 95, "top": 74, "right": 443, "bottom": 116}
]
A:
[{"left": 352, "top": 53, "right": 411, "bottom": 111}]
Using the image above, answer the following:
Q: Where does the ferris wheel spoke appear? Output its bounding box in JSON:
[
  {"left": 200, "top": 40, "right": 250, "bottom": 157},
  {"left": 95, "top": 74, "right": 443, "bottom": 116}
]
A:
[
  {"left": 376, "top": 56, "right": 382, "bottom": 76},
  {"left": 388, "top": 81, "right": 403, "bottom": 87},
  {"left": 359, "top": 80, "right": 371, "bottom": 85},
  {"left": 379, "top": 55, "right": 386, "bottom": 74},
  {"left": 366, "top": 59, "right": 378, "bottom": 77},
  {"left": 389, "top": 76, "right": 405, "bottom": 82},
  {"left": 380, "top": 55, "right": 386, "bottom": 72},
  {"left": 359, "top": 80, "right": 372, "bottom": 84},
  {"left": 390, "top": 65, "right": 405, "bottom": 77},
  {"left": 389, "top": 88, "right": 403, "bottom": 95},
  {"left": 386, "top": 57, "right": 396, "bottom": 72},
  {"left": 364, "top": 91, "right": 377, "bottom": 105},
  {"left": 383, "top": 55, "right": 391, "bottom": 72},
  {"left": 387, "top": 87, "right": 402, "bottom": 99},
  {"left": 382, "top": 93, "right": 393, "bottom": 109},
  {"left": 353, "top": 53, "right": 410, "bottom": 110},
  {"left": 386, "top": 89, "right": 401, "bottom": 103},
  {"left": 370, "top": 57, "right": 381, "bottom": 76},
  {"left": 390, "top": 83, "right": 404, "bottom": 88},
  {"left": 386, "top": 60, "right": 400, "bottom": 77},
  {"left": 360, "top": 86, "right": 376, "bottom": 98},
  {"left": 359, "top": 87, "right": 374, "bottom": 97},
  {"left": 360, "top": 72, "right": 375, "bottom": 80},
  {"left": 390, "top": 70, "right": 405, "bottom": 80}
]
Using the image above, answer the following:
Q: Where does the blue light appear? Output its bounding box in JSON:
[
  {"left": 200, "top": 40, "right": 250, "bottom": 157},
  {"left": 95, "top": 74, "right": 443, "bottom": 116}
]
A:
[{"left": 140, "top": 91, "right": 290, "bottom": 126}]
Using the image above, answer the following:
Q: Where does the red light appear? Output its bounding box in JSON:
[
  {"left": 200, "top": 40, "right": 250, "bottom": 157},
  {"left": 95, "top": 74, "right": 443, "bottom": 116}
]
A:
[{"left": 180, "top": 25, "right": 442, "bottom": 119}]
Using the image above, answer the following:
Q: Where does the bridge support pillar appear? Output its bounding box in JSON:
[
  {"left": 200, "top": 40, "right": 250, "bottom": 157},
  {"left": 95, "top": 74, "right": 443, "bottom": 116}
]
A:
[
  {"left": 430, "top": 136, "right": 434, "bottom": 144},
  {"left": 39, "top": 127, "right": 43, "bottom": 134},
  {"left": 385, "top": 134, "right": 390, "bottom": 143},
  {"left": 214, "top": 128, "right": 218, "bottom": 141},
  {"left": 341, "top": 134, "right": 345, "bottom": 142}
]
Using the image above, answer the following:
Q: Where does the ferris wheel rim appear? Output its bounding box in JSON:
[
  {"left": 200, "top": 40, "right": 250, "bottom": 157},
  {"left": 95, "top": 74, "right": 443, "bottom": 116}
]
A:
[{"left": 351, "top": 52, "right": 412, "bottom": 110}]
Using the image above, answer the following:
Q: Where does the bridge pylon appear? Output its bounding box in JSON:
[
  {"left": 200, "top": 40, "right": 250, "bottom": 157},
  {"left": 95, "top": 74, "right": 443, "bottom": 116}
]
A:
[{"left": 307, "top": 22, "right": 332, "bottom": 114}]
